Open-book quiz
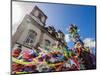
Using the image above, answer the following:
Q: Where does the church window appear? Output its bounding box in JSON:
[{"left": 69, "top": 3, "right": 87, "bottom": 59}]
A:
[
  {"left": 45, "top": 39, "right": 51, "bottom": 46},
  {"left": 24, "top": 30, "right": 37, "bottom": 48}
]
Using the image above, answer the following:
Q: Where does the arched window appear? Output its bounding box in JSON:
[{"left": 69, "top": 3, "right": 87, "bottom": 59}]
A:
[
  {"left": 45, "top": 39, "right": 51, "bottom": 46},
  {"left": 24, "top": 30, "right": 37, "bottom": 48}
]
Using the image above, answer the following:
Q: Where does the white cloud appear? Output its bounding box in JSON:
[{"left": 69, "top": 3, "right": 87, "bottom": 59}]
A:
[
  {"left": 65, "top": 34, "right": 71, "bottom": 43},
  {"left": 83, "top": 38, "right": 95, "bottom": 48}
]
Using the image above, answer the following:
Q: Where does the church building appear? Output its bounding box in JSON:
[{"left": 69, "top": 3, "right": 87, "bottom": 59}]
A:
[{"left": 12, "top": 6, "right": 67, "bottom": 51}]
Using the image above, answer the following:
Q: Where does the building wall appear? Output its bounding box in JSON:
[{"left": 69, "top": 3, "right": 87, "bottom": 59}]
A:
[
  {"left": 12, "top": 43, "right": 31, "bottom": 51},
  {"left": 12, "top": 5, "right": 66, "bottom": 50},
  {"left": 12, "top": 14, "right": 65, "bottom": 51},
  {"left": 12, "top": 16, "right": 60, "bottom": 49},
  {"left": 17, "top": 17, "right": 42, "bottom": 48},
  {"left": 12, "top": 15, "right": 29, "bottom": 48},
  {"left": 41, "top": 33, "right": 57, "bottom": 47}
]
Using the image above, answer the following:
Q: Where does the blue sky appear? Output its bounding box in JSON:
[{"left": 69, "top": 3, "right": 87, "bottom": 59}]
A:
[
  {"left": 34, "top": 3, "right": 96, "bottom": 37},
  {"left": 12, "top": 1, "right": 96, "bottom": 54}
]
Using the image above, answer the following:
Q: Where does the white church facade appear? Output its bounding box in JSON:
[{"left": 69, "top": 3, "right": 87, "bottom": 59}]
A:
[{"left": 12, "top": 6, "right": 67, "bottom": 51}]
